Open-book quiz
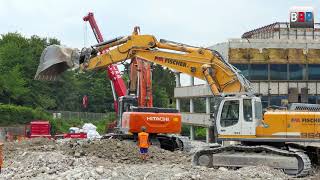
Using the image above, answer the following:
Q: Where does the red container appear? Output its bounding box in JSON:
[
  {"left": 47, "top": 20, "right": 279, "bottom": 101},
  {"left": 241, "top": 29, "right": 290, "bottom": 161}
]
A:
[{"left": 26, "top": 121, "right": 51, "bottom": 138}]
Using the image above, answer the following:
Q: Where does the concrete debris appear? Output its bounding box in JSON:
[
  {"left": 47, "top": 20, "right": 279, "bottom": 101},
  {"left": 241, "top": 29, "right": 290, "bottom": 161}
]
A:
[
  {"left": 218, "top": 167, "right": 228, "bottom": 172},
  {"left": 58, "top": 139, "right": 189, "bottom": 164},
  {"left": 0, "top": 137, "right": 306, "bottom": 180},
  {"left": 188, "top": 140, "right": 220, "bottom": 154}
]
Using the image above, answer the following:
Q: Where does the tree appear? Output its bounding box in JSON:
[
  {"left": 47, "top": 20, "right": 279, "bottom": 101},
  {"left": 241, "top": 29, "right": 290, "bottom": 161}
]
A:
[
  {"left": 0, "top": 32, "right": 177, "bottom": 112},
  {"left": 0, "top": 32, "right": 114, "bottom": 113}
]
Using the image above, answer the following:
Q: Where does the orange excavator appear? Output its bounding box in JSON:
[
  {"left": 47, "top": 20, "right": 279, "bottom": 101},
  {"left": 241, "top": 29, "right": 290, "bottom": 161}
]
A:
[
  {"left": 83, "top": 13, "right": 153, "bottom": 132},
  {"left": 68, "top": 13, "right": 183, "bottom": 151}
]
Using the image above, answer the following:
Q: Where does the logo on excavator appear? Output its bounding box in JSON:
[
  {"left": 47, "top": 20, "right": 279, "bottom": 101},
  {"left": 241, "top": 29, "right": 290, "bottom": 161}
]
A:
[
  {"left": 155, "top": 56, "right": 187, "bottom": 67},
  {"left": 291, "top": 118, "right": 301, "bottom": 123},
  {"left": 302, "top": 118, "right": 320, "bottom": 123},
  {"left": 146, "top": 116, "right": 170, "bottom": 122}
]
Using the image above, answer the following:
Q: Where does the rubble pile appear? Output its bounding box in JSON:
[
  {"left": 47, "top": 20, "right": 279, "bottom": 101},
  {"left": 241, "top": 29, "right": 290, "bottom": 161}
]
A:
[
  {"left": 0, "top": 138, "right": 292, "bottom": 179},
  {"left": 59, "top": 139, "right": 188, "bottom": 164},
  {"left": 2, "top": 151, "right": 93, "bottom": 179}
]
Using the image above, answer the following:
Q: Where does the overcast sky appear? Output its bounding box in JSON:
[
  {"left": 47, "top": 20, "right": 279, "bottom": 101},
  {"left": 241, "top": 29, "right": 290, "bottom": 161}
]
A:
[{"left": 1, "top": 0, "right": 319, "bottom": 85}]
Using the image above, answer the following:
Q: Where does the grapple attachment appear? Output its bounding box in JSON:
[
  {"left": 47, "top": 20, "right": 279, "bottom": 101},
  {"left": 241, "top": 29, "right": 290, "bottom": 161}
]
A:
[{"left": 34, "top": 45, "right": 80, "bottom": 81}]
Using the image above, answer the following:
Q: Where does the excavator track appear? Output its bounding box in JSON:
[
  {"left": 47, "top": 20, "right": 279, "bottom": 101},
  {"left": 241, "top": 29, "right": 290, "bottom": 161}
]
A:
[{"left": 192, "top": 145, "right": 311, "bottom": 177}]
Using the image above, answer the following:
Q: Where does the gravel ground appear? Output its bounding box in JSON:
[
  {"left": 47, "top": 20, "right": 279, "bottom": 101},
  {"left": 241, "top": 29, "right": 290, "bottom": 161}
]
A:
[{"left": 0, "top": 138, "right": 315, "bottom": 180}]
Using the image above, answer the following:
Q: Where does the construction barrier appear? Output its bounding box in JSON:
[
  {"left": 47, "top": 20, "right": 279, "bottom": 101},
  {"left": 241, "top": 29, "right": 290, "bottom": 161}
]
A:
[{"left": 49, "top": 111, "right": 111, "bottom": 121}]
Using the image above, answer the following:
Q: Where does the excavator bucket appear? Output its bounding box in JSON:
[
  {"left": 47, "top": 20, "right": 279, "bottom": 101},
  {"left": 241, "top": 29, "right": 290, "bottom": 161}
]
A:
[{"left": 34, "top": 45, "right": 80, "bottom": 81}]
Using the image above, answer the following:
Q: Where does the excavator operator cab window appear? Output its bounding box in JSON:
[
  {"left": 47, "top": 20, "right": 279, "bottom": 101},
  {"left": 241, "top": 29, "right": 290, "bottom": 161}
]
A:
[
  {"left": 220, "top": 100, "right": 239, "bottom": 127},
  {"left": 254, "top": 100, "right": 263, "bottom": 120},
  {"left": 243, "top": 99, "right": 253, "bottom": 122}
]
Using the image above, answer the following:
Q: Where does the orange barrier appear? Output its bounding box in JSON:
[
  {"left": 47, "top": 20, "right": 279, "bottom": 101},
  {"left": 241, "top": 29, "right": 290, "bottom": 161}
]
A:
[{"left": 16, "top": 135, "right": 26, "bottom": 142}]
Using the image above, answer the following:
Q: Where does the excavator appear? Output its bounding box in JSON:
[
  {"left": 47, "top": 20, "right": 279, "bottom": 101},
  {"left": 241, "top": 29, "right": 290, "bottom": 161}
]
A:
[
  {"left": 35, "top": 28, "right": 320, "bottom": 177},
  {"left": 42, "top": 12, "right": 184, "bottom": 151}
]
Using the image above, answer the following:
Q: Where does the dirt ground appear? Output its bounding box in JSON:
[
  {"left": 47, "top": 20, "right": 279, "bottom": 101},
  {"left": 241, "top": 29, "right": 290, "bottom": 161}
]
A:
[{"left": 0, "top": 138, "right": 318, "bottom": 180}]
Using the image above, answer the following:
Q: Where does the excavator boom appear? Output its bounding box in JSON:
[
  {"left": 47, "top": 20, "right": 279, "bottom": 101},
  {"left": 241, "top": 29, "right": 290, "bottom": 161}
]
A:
[{"left": 35, "top": 31, "right": 251, "bottom": 95}]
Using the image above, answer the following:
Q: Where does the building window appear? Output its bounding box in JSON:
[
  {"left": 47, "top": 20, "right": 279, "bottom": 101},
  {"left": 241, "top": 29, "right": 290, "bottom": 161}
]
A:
[
  {"left": 308, "top": 64, "right": 320, "bottom": 80},
  {"left": 250, "top": 64, "right": 268, "bottom": 80},
  {"left": 270, "top": 64, "right": 287, "bottom": 80},
  {"left": 220, "top": 100, "right": 239, "bottom": 127},
  {"left": 289, "top": 64, "right": 306, "bottom": 80},
  {"left": 270, "top": 96, "right": 288, "bottom": 106},
  {"left": 254, "top": 100, "right": 263, "bottom": 120},
  {"left": 233, "top": 64, "right": 249, "bottom": 78},
  {"left": 261, "top": 96, "right": 269, "bottom": 108},
  {"left": 308, "top": 96, "right": 317, "bottom": 104}
]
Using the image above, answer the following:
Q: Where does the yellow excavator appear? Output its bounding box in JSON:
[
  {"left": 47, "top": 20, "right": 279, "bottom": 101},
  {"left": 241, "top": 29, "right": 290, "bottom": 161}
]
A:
[{"left": 35, "top": 28, "right": 320, "bottom": 177}]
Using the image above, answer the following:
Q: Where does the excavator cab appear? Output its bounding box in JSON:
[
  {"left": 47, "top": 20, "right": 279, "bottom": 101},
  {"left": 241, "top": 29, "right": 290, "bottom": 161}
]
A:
[
  {"left": 117, "top": 96, "right": 138, "bottom": 129},
  {"left": 216, "top": 95, "right": 262, "bottom": 139}
]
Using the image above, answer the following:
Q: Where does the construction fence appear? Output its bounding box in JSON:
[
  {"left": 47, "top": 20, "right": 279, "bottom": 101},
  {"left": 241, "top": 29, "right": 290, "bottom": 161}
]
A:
[{"left": 48, "top": 111, "right": 112, "bottom": 121}]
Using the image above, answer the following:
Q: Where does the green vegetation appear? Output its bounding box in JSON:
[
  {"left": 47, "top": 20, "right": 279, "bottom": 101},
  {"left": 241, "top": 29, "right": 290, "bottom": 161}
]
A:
[
  {"left": 181, "top": 125, "right": 206, "bottom": 140},
  {"left": 195, "top": 127, "right": 206, "bottom": 139},
  {"left": 0, "top": 33, "right": 175, "bottom": 114},
  {"left": 0, "top": 32, "right": 176, "bottom": 127},
  {"left": 152, "top": 64, "right": 176, "bottom": 108},
  {"left": 0, "top": 102, "right": 115, "bottom": 135},
  {"left": 0, "top": 104, "right": 50, "bottom": 125}
]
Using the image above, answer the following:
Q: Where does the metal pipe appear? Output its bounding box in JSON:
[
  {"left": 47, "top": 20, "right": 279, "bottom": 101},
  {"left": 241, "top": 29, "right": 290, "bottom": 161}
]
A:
[
  {"left": 92, "top": 36, "right": 125, "bottom": 48},
  {"left": 96, "top": 37, "right": 129, "bottom": 52}
]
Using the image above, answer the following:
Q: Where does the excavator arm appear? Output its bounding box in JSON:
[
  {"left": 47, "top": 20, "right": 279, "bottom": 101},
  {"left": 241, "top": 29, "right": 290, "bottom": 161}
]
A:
[
  {"left": 35, "top": 29, "right": 251, "bottom": 95},
  {"left": 81, "top": 33, "right": 251, "bottom": 95}
]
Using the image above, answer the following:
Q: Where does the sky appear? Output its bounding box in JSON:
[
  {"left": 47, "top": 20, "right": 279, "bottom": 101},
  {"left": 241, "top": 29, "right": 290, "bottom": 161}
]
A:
[{"left": 0, "top": 0, "right": 319, "bottom": 85}]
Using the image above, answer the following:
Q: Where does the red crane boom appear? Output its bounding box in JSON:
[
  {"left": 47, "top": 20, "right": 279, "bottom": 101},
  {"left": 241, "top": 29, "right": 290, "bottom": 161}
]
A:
[{"left": 83, "top": 12, "right": 127, "bottom": 112}]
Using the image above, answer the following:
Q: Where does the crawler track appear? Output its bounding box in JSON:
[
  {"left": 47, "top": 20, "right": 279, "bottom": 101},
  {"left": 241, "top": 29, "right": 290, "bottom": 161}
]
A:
[{"left": 192, "top": 145, "right": 311, "bottom": 177}]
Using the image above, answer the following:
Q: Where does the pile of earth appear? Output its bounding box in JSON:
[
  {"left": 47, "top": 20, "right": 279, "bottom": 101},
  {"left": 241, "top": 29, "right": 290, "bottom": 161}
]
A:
[
  {"left": 0, "top": 138, "right": 295, "bottom": 179},
  {"left": 3, "top": 138, "right": 189, "bottom": 165},
  {"left": 1, "top": 150, "right": 288, "bottom": 180},
  {"left": 58, "top": 138, "right": 189, "bottom": 164}
]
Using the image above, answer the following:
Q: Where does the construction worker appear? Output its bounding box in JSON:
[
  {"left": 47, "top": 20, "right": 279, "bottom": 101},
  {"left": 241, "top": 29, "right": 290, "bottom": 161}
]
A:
[{"left": 137, "top": 126, "right": 150, "bottom": 161}]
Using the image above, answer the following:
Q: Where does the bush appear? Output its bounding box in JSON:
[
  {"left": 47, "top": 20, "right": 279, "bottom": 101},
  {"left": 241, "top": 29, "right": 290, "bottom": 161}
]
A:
[
  {"left": 0, "top": 104, "right": 51, "bottom": 125},
  {"left": 195, "top": 127, "right": 206, "bottom": 139},
  {"left": 0, "top": 104, "right": 115, "bottom": 135}
]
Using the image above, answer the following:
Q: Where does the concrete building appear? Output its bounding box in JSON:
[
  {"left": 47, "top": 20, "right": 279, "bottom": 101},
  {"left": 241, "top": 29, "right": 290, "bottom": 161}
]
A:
[
  {"left": 212, "top": 22, "right": 320, "bottom": 107},
  {"left": 176, "top": 22, "right": 320, "bottom": 142}
]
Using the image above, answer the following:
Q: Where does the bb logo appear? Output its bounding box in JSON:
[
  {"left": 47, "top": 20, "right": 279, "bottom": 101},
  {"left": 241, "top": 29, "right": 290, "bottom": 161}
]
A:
[
  {"left": 290, "top": 12, "right": 313, "bottom": 23},
  {"left": 289, "top": 7, "right": 314, "bottom": 28}
]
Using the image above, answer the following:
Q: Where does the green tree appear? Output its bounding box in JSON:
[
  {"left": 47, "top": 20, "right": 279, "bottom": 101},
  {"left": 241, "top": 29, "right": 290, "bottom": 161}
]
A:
[
  {"left": 0, "top": 32, "right": 177, "bottom": 113},
  {"left": 0, "top": 32, "right": 114, "bottom": 113},
  {"left": 152, "top": 64, "right": 176, "bottom": 108}
]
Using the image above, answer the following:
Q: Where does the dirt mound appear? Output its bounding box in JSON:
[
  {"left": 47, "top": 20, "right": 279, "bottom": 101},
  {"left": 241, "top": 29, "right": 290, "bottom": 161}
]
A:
[
  {"left": 3, "top": 138, "right": 56, "bottom": 160},
  {"left": 2, "top": 151, "right": 92, "bottom": 179},
  {"left": 59, "top": 139, "right": 189, "bottom": 164},
  {"left": 1, "top": 151, "right": 289, "bottom": 180},
  {"left": 0, "top": 138, "right": 297, "bottom": 180}
]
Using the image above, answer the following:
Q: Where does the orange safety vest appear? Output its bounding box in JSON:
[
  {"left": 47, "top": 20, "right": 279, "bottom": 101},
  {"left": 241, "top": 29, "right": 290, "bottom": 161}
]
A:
[{"left": 138, "top": 132, "right": 149, "bottom": 148}]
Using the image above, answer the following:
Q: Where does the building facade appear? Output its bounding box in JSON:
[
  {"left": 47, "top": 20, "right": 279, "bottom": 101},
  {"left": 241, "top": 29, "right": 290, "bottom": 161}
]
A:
[
  {"left": 175, "top": 22, "right": 320, "bottom": 141},
  {"left": 210, "top": 22, "right": 320, "bottom": 108}
]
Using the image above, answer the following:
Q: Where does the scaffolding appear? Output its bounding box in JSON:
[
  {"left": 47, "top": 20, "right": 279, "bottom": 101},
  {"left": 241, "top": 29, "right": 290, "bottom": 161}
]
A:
[{"left": 242, "top": 22, "right": 320, "bottom": 40}]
